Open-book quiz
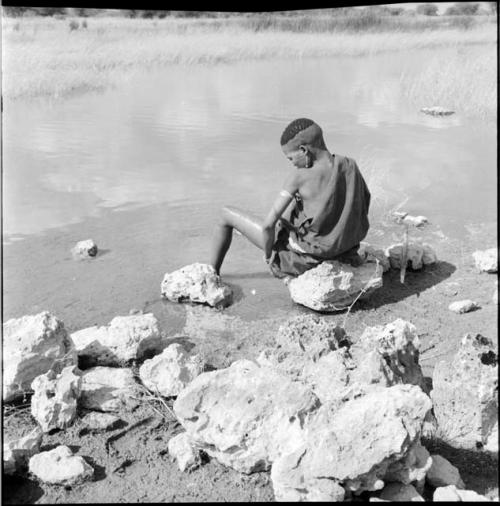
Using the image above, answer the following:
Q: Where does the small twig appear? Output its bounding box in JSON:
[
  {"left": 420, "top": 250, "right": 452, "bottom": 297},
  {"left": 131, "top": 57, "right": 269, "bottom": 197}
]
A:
[{"left": 400, "top": 223, "right": 409, "bottom": 284}]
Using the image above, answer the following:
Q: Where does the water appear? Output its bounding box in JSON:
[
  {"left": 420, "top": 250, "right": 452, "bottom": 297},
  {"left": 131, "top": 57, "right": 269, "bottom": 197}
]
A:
[{"left": 2, "top": 47, "right": 497, "bottom": 324}]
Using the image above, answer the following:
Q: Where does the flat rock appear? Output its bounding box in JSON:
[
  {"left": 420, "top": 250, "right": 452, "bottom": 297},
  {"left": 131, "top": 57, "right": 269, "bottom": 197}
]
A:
[
  {"left": 359, "top": 242, "right": 391, "bottom": 272},
  {"left": 379, "top": 482, "right": 424, "bottom": 501},
  {"left": 29, "top": 445, "right": 93, "bottom": 485},
  {"left": 3, "top": 428, "right": 43, "bottom": 475},
  {"left": 386, "top": 241, "right": 437, "bottom": 270},
  {"left": 433, "top": 485, "right": 492, "bottom": 502},
  {"left": 271, "top": 384, "right": 432, "bottom": 499},
  {"left": 420, "top": 106, "right": 455, "bottom": 116},
  {"left": 31, "top": 365, "right": 82, "bottom": 432},
  {"left": 71, "top": 239, "right": 98, "bottom": 259},
  {"left": 71, "top": 313, "right": 164, "bottom": 367},
  {"left": 139, "top": 343, "right": 205, "bottom": 397},
  {"left": 426, "top": 454, "right": 465, "bottom": 489},
  {"left": 448, "top": 299, "right": 479, "bottom": 314},
  {"left": 472, "top": 248, "right": 497, "bottom": 273},
  {"left": 431, "top": 333, "right": 498, "bottom": 450},
  {"left": 173, "top": 359, "right": 320, "bottom": 474},
  {"left": 80, "top": 412, "right": 122, "bottom": 432},
  {"left": 168, "top": 432, "right": 201, "bottom": 472},
  {"left": 161, "top": 262, "right": 233, "bottom": 308},
  {"left": 3, "top": 312, "right": 76, "bottom": 402},
  {"left": 80, "top": 367, "right": 139, "bottom": 412},
  {"left": 287, "top": 260, "right": 383, "bottom": 312}
]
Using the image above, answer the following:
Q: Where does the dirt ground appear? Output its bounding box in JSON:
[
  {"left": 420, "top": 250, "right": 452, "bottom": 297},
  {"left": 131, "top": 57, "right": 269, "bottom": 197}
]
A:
[{"left": 2, "top": 211, "right": 498, "bottom": 503}]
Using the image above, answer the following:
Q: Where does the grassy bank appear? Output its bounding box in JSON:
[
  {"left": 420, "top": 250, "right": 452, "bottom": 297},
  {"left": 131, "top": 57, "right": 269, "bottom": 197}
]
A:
[{"left": 2, "top": 15, "right": 497, "bottom": 111}]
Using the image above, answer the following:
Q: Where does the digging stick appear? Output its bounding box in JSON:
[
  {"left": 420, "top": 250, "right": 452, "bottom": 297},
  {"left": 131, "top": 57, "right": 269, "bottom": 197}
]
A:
[{"left": 400, "top": 223, "right": 409, "bottom": 283}]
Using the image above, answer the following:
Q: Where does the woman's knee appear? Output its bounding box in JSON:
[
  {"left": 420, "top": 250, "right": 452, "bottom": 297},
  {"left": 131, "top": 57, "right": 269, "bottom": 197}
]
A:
[{"left": 219, "top": 206, "right": 240, "bottom": 227}]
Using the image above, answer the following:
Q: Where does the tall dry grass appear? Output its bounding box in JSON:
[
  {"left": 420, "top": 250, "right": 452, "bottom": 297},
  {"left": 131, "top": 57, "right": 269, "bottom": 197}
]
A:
[{"left": 2, "top": 15, "right": 497, "bottom": 106}]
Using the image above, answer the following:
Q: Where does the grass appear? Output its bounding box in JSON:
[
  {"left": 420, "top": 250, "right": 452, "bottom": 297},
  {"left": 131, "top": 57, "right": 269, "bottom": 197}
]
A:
[{"left": 1, "top": 14, "right": 497, "bottom": 113}]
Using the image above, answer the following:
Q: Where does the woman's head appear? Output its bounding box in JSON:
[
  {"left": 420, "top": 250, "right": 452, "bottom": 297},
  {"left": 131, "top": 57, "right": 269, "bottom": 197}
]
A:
[{"left": 280, "top": 118, "right": 327, "bottom": 168}]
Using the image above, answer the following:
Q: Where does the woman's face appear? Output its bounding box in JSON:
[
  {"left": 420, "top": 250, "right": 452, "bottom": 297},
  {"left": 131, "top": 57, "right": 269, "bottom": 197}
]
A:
[{"left": 282, "top": 143, "right": 309, "bottom": 169}]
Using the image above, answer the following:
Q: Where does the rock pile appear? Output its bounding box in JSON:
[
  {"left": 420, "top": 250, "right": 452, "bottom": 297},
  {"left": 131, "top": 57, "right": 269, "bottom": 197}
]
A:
[
  {"left": 431, "top": 333, "right": 498, "bottom": 451},
  {"left": 3, "top": 312, "right": 76, "bottom": 402},
  {"left": 161, "top": 262, "right": 233, "bottom": 308}
]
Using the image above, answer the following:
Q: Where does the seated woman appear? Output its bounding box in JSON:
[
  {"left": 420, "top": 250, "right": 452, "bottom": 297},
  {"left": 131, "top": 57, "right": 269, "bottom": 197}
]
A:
[{"left": 209, "top": 118, "right": 371, "bottom": 279}]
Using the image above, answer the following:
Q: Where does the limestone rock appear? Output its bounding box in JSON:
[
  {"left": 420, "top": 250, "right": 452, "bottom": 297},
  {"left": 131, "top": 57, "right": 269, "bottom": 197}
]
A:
[
  {"left": 3, "top": 428, "right": 43, "bottom": 475},
  {"left": 80, "top": 367, "right": 138, "bottom": 412},
  {"left": 359, "top": 242, "right": 391, "bottom": 273},
  {"left": 426, "top": 454, "right": 465, "bottom": 488},
  {"left": 448, "top": 300, "right": 479, "bottom": 314},
  {"left": 403, "top": 215, "right": 429, "bottom": 228},
  {"left": 421, "top": 106, "right": 455, "bottom": 116},
  {"left": 31, "top": 365, "right": 82, "bottom": 432},
  {"left": 173, "top": 359, "right": 320, "bottom": 473},
  {"left": 3, "top": 312, "right": 76, "bottom": 402},
  {"left": 472, "top": 248, "right": 497, "bottom": 273},
  {"left": 71, "top": 313, "right": 163, "bottom": 367},
  {"left": 287, "top": 260, "right": 383, "bottom": 312},
  {"left": 167, "top": 432, "right": 201, "bottom": 472},
  {"left": 161, "top": 262, "right": 233, "bottom": 308},
  {"left": 431, "top": 333, "right": 498, "bottom": 450},
  {"left": 271, "top": 384, "right": 432, "bottom": 499},
  {"left": 29, "top": 445, "right": 93, "bottom": 485},
  {"left": 71, "top": 239, "right": 98, "bottom": 259},
  {"left": 379, "top": 483, "right": 424, "bottom": 501},
  {"left": 386, "top": 241, "right": 437, "bottom": 270},
  {"left": 384, "top": 442, "right": 432, "bottom": 485},
  {"left": 139, "top": 343, "right": 205, "bottom": 397},
  {"left": 434, "top": 485, "right": 492, "bottom": 502},
  {"left": 80, "top": 412, "right": 122, "bottom": 432}
]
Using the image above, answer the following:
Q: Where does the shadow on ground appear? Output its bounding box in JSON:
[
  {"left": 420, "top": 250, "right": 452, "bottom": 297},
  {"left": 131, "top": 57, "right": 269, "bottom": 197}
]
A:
[{"left": 2, "top": 475, "right": 44, "bottom": 504}]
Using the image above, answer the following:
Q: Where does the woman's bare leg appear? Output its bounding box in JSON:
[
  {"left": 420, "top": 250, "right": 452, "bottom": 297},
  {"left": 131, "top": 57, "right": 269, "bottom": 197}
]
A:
[{"left": 210, "top": 206, "right": 265, "bottom": 274}]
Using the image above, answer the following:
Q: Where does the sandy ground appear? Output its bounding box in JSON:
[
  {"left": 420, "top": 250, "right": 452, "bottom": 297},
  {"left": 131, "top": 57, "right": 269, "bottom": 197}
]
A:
[{"left": 2, "top": 203, "right": 498, "bottom": 503}]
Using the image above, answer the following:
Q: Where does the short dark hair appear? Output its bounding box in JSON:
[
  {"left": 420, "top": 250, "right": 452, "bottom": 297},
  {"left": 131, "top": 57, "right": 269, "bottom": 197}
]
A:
[{"left": 280, "top": 118, "right": 315, "bottom": 146}]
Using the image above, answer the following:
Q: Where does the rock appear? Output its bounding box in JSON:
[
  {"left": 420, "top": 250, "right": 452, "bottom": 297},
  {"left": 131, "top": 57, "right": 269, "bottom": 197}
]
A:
[
  {"left": 484, "top": 420, "right": 498, "bottom": 456},
  {"left": 161, "top": 262, "right": 233, "bottom": 308},
  {"left": 434, "top": 485, "right": 492, "bottom": 502},
  {"left": 472, "top": 248, "right": 497, "bottom": 273},
  {"left": 29, "top": 445, "right": 93, "bottom": 485},
  {"left": 420, "top": 106, "right": 455, "bottom": 116},
  {"left": 31, "top": 365, "right": 82, "bottom": 432},
  {"left": 384, "top": 442, "right": 432, "bottom": 485},
  {"left": 359, "top": 242, "right": 391, "bottom": 273},
  {"left": 173, "top": 359, "right": 320, "bottom": 473},
  {"left": 3, "top": 312, "right": 76, "bottom": 402},
  {"left": 448, "top": 300, "right": 479, "bottom": 314},
  {"left": 426, "top": 454, "right": 465, "bottom": 488},
  {"left": 139, "top": 344, "right": 205, "bottom": 397},
  {"left": 271, "top": 384, "right": 432, "bottom": 499},
  {"left": 386, "top": 241, "right": 437, "bottom": 270},
  {"left": 71, "top": 239, "right": 98, "bottom": 259},
  {"left": 70, "top": 313, "right": 164, "bottom": 367},
  {"left": 287, "top": 260, "right": 383, "bottom": 312},
  {"left": 3, "top": 428, "right": 43, "bottom": 475},
  {"left": 431, "top": 333, "right": 498, "bottom": 450},
  {"left": 80, "top": 412, "right": 122, "bottom": 432},
  {"left": 80, "top": 367, "right": 139, "bottom": 412},
  {"left": 167, "top": 432, "right": 201, "bottom": 472},
  {"left": 402, "top": 215, "right": 429, "bottom": 228},
  {"left": 379, "top": 483, "right": 424, "bottom": 501}
]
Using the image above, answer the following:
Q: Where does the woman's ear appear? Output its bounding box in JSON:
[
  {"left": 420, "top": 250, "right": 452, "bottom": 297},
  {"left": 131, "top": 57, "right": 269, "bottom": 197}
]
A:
[{"left": 298, "top": 145, "right": 307, "bottom": 153}]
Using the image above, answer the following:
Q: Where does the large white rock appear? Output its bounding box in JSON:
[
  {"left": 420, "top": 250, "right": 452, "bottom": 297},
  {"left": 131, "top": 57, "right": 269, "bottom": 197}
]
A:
[
  {"left": 431, "top": 333, "right": 498, "bottom": 450},
  {"left": 287, "top": 260, "right": 383, "bottom": 311},
  {"left": 3, "top": 428, "right": 43, "bottom": 475},
  {"left": 386, "top": 241, "right": 437, "bottom": 270},
  {"left": 448, "top": 300, "right": 479, "bottom": 314},
  {"left": 472, "top": 248, "right": 497, "bottom": 273},
  {"left": 271, "top": 384, "right": 432, "bottom": 499},
  {"left": 70, "top": 313, "right": 163, "bottom": 366},
  {"left": 71, "top": 239, "right": 98, "bottom": 259},
  {"left": 426, "top": 454, "right": 465, "bottom": 489},
  {"left": 31, "top": 365, "right": 82, "bottom": 432},
  {"left": 434, "top": 485, "right": 492, "bottom": 502},
  {"left": 359, "top": 242, "right": 391, "bottom": 273},
  {"left": 139, "top": 343, "right": 205, "bottom": 397},
  {"left": 161, "top": 262, "right": 233, "bottom": 308},
  {"left": 173, "top": 359, "right": 320, "bottom": 474},
  {"left": 168, "top": 432, "right": 201, "bottom": 472},
  {"left": 379, "top": 483, "right": 424, "bottom": 501},
  {"left": 29, "top": 445, "right": 94, "bottom": 485},
  {"left": 80, "top": 367, "right": 138, "bottom": 412},
  {"left": 3, "top": 312, "right": 76, "bottom": 402}
]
